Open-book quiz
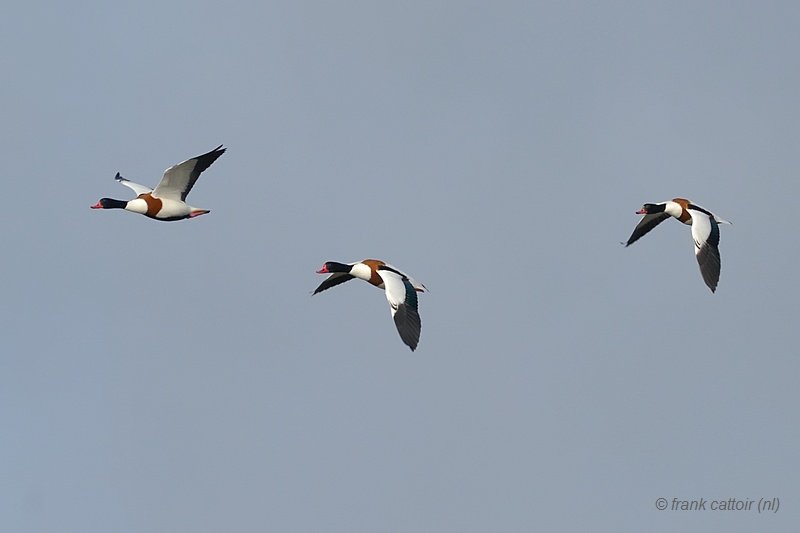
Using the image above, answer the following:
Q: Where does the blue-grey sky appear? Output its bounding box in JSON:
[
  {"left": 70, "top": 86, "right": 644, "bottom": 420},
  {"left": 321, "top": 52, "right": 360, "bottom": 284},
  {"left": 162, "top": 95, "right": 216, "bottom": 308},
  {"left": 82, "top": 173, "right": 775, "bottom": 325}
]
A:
[{"left": 1, "top": 1, "right": 798, "bottom": 531}]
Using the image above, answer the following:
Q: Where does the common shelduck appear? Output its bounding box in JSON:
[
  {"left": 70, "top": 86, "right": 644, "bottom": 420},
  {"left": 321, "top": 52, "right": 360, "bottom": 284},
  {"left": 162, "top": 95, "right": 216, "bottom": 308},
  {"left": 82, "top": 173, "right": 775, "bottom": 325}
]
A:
[
  {"left": 625, "top": 198, "right": 731, "bottom": 292},
  {"left": 314, "top": 260, "right": 427, "bottom": 351},
  {"left": 91, "top": 145, "right": 225, "bottom": 221}
]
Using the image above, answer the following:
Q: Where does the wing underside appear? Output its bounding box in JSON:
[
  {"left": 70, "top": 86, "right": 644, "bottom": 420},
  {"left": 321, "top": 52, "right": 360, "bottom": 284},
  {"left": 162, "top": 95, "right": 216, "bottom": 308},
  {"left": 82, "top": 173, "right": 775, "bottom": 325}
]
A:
[
  {"left": 689, "top": 208, "right": 722, "bottom": 292},
  {"left": 378, "top": 269, "right": 421, "bottom": 351},
  {"left": 625, "top": 212, "right": 670, "bottom": 247},
  {"left": 313, "top": 273, "right": 355, "bottom": 295}
]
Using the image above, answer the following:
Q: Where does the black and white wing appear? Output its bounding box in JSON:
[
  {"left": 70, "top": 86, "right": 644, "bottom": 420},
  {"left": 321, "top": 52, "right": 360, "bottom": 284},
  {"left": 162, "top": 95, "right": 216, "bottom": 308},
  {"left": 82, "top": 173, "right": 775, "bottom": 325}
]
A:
[
  {"left": 382, "top": 262, "right": 427, "bottom": 292},
  {"left": 377, "top": 267, "right": 421, "bottom": 351},
  {"left": 152, "top": 145, "right": 226, "bottom": 201},
  {"left": 688, "top": 206, "right": 722, "bottom": 293}
]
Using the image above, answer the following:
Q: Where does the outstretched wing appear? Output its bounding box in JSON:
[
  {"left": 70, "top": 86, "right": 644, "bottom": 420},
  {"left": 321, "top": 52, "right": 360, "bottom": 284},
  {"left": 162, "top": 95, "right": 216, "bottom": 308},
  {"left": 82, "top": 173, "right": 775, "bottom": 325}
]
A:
[
  {"left": 115, "top": 173, "right": 153, "bottom": 196},
  {"left": 152, "top": 145, "right": 226, "bottom": 201},
  {"left": 377, "top": 267, "right": 421, "bottom": 351},
  {"left": 625, "top": 212, "right": 670, "bottom": 247},
  {"left": 688, "top": 207, "right": 722, "bottom": 293},
  {"left": 312, "top": 273, "right": 356, "bottom": 295},
  {"left": 382, "top": 262, "right": 427, "bottom": 292}
]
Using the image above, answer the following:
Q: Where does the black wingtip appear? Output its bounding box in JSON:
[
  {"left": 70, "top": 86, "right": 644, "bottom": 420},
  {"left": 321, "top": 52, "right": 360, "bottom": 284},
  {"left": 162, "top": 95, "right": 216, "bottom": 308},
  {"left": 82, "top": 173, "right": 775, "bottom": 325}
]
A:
[{"left": 393, "top": 299, "right": 421, "bottom": 352}]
